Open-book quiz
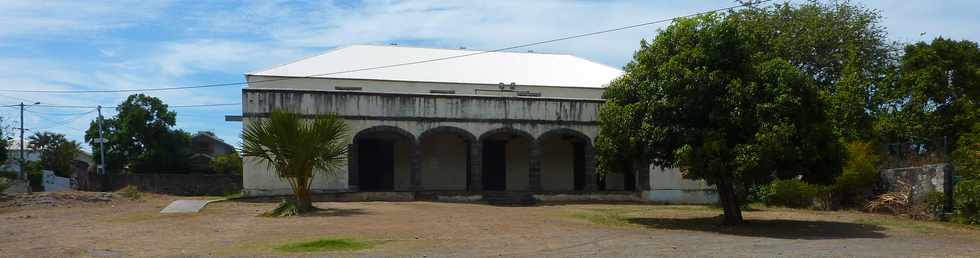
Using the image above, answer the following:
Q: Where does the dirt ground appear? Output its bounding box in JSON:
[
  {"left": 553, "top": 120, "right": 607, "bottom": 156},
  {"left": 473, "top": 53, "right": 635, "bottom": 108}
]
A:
[{"left": 1, "top": 191, "right": 979, "bottom": 257}]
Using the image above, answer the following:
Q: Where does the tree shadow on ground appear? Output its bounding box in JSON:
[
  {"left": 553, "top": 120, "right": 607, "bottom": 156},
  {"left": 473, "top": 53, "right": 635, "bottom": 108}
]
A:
[
  {"left": 626, "top": 216, "right": 888, "bottom": 240},
  {"left": 300, "top": 207, "right": 370, "bottom": 217}
]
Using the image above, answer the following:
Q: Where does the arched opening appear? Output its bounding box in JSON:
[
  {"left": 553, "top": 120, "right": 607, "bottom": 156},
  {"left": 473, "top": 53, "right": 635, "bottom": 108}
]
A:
[
  {"left": 479, "top": 128, "right": 534, "bottom": 191},
  {"left": 419, "top": 127, "right": 476, "bottom": 191},
  {"left": 351, "top": 126, "right": 416, "bottom": 191},
  {"left": 538, "top": 129, "right": 593, "bottom": 191}
]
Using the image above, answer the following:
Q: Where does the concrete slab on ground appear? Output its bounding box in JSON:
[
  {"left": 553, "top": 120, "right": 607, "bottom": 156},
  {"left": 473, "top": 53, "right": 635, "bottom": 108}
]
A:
[{"left": 160, "top": 200, "right": 211, "bottom": 213}]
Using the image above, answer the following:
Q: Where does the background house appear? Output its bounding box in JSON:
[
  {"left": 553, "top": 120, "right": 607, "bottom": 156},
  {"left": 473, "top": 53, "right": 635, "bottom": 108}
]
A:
[{"left": 189, "top": 131, "right": 235, "bottom": 172}]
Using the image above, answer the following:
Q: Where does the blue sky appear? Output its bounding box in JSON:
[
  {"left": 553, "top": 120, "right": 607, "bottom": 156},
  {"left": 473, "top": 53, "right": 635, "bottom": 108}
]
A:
[{"left": 1, "top": 0, "right": 978, "bottom": 152}]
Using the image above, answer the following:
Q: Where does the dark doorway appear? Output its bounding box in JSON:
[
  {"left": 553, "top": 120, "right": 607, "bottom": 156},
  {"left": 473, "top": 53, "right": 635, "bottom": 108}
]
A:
[
  {"left": 358, "top": 139, "right": 395, "bottom": 190},
  {"left": 624, "top": 169, "right": 636, "bottom": 191},
  {"left": 482, "top": 140, "right": 507, "bottom": 191},
  {"left": 573, "top": 142, "right": 586, "bottom": 191}
]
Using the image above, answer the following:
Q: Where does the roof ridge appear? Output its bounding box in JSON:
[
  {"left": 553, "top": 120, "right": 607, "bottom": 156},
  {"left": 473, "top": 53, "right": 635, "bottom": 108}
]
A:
[{"left": 351, "top": 43, "right": 575, "bottom": 56}]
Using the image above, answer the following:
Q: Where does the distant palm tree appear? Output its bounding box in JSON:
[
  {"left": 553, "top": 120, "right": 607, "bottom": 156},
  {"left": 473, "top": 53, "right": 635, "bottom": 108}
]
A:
[{"left": 241, "top": 109, "right": 349, "bottom": 213}]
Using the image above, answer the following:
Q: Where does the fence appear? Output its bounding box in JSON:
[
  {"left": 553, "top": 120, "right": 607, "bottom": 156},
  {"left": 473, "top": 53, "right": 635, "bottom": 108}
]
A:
[{"left": 75, "top": 171, "right": 241, "bottom": 196}]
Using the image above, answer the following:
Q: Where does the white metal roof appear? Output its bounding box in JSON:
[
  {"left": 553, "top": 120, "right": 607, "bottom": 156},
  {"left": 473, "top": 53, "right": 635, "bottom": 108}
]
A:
[{"left": 248, "top": 44, "right": 624, "bottom": 88}]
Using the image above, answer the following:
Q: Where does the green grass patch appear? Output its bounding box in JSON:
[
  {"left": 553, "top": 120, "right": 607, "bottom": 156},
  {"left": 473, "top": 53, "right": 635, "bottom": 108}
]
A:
[{"left": 274, "top": 238, "right": 374, "bottom": 253}]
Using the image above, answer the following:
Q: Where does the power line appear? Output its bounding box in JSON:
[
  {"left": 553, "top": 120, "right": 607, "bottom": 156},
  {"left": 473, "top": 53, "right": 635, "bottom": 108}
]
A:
[
  {"left": 0, "top": 0, "right": 774, "bottom": 94},
  {"left": 28, "top": 102, "right": 241, "bottom": 109}
]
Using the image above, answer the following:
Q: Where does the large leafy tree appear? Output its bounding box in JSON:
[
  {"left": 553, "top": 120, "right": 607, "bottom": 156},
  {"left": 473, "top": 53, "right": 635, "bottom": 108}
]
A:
[
  {"left": 598, "top": 13, "right": 841, "bottom": 225},
  {"left": 85, "top": 94, "right": 192, "bottom": 174},
  {"left": 242, "top": 110, "right": 349, "bottom": 214},
  {"left": 876, "top": 38, "right": 979, "bottom": 149},
  {"left": 736, "top": 0, "right": 895, "bottom": 140},
  {"left": 28, "top": 132, "right": 82, "bottom": 177}
]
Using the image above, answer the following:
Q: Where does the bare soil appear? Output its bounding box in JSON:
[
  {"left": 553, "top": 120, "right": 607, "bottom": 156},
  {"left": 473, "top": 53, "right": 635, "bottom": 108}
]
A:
[{"left": 1, "top": 191, "right": 979, "bottom": 257}]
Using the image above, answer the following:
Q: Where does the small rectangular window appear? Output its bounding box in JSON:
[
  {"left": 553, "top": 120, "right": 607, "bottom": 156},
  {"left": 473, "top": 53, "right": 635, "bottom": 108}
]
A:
[
  {"left": 335, "top": 86, "right": 362, "bottom": 91},
  {"left": 517, "top": 92, "right": 541, "bottom": 97},
  {"left": 430, "top": 90, "right": 456, "bottom": 94}
]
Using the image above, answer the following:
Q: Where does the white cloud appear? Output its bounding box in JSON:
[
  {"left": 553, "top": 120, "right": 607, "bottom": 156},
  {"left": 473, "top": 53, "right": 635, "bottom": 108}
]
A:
[{"left": 0, "top": 1, "right": 172, "bottom": 40}]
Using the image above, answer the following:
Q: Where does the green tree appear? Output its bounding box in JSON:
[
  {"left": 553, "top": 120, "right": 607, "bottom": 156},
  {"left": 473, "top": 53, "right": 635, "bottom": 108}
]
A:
[
  {"left": 210, "top": 152, "right": 243, "bottom": 174},
  {"left": 242, "top": 110, "right": 349, "bottom": 214},
  {"left": 84, "top": 94, "right": 192, "bottom": 174},
  {"left": 598, "top": 13, "right": 842, "bottom": 225},
  {"left": 954, "top": 123, "right": 980, "bottom": 179},
  {"left": 876, "top": 38, "right": 979, "bottom": 151},
  {"left": 28, "top": 132, "right": 81, "bottom": 177},
  {"left": 736, "top": 0, "right": 895, "bottom": 140}
]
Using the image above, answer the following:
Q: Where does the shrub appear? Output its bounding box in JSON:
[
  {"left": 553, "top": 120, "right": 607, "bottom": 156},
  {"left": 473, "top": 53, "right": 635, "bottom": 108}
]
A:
[
  {"left": 924, "top": 191, "right": 946, "bottom": 219},
  {"left": 954, "top": 179, "right": 980, "bottom": 225},
  {"left": 209, "top": 152, "right": 242, "bottom": 174},
  {"left": 952, "top": 123, "right": 980, "bottom": 179},
  {"left": 24, "top": 161, "right": 44, "bottom": 192},
  {"left": 833, "top": 141, "right": 879, "bottom": 206},
  {"left": 0, "top": 170, "right": 17, "bottom": 180},
  {"left": 764, "top": 179, "right": 828, "bottom": 208},
  {"left": 117, "top": 185, "right": 142, "bottom": 200}
]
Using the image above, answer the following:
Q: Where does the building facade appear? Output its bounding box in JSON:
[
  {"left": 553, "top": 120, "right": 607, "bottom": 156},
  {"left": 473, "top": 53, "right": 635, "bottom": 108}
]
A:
[{"left": 241, "top": 45, "right": 716, "bottom": 203}]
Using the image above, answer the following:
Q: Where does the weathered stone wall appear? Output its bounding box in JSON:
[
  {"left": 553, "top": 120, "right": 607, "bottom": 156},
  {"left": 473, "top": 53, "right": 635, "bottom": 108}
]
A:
[
  {"left": 241, "top": 88, "right": 602, "bottom": 196},
  {"left": 879, "top": 163, "right": 950, "bottom": 201}
]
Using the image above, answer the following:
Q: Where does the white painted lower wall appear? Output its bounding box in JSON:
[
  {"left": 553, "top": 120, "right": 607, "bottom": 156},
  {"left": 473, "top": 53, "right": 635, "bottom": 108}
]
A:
[{"left": 644, "top": 166, "right": 718, "bottom": 204}]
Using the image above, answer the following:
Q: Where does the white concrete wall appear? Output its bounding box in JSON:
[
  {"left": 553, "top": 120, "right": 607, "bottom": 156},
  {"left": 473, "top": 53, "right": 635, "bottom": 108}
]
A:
[
  {"left": 644, "top": 166, "right": 718, "bottom": 204},
  {"left": 505, "top": 138, "right": 530, "bottom": 191},
  {"left": 421, "top": 135, "right": 468, "bottom": 190},
  {"left": 247, "top": 75, "right": 605, "bottom": 99},
  {"left": 540, "top": 137, "right": 574, "bottom": 191}
]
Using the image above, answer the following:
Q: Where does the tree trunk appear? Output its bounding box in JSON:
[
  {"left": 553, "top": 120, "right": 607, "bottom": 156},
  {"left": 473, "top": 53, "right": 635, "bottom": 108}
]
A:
[
  {"left": 718, "top": 176, "right": 743, "bottom": 225},
  {"left": 293, "top": 176, "right": 315, "bottom": 212}
]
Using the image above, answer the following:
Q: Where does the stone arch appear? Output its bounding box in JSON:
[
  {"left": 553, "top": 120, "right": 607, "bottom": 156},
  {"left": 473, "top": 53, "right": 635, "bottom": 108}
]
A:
[
  {"left": 354, "top": 125, "right": 417, "bottom": 145},
  {"left": 537, "top": 128, "right": 596, "bottom": 191},
  {"left": 478, "top": 127, "right": 535, "bottom": 142},
  {"left": 419, "top": 126, "right": 477, "bottom": 144},
  {"left": 417, "top": 126, "right": 478, "bottom": 191},
  {"left": 478, "top": 127, "right": 537, "bottom": 191},
  {"left": 350, "top": 125, "right": 419, "bottom": 191},
  {"left": 537, "top": 128, "right": 592, "bottom": 146}
]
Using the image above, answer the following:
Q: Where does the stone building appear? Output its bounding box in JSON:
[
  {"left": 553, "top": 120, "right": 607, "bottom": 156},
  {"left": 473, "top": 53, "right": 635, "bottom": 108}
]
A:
[{"left": 240, "top": 44, "right": 716, "bottom": 203}]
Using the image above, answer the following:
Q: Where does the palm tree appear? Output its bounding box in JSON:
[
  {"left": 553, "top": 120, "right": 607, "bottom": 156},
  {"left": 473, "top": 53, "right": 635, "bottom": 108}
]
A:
[{"left": 241, "top": 109, "right": 349, "bottom": 213}]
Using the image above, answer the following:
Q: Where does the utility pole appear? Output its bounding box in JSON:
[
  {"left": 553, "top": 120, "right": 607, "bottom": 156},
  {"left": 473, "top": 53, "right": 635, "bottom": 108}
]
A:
[
  {"left": 97, "top": 105, "right": 106, "bottom": 175},
  {"left": 18, "top": 102, "right": 24, "bottom": 180}
]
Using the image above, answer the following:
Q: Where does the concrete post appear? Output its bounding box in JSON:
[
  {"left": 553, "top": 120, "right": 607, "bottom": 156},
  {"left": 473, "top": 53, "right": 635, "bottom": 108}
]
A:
[
  {"left": 637, "top": 161, "right": 651, "bottom": 191},
  {"left": 529, "top": 140, "right": 542, "bottom": 191},
  {"left": 634, "top": 160, "right": 651, "bottom": 191},
  {"left": 468, "top": 141, "right": 483, "bottom": 191},
  {"left": 348, "top": 143, "right": 359, "bottom": 191},
  {"left": 584, "top": 144, "right": 597, "bottom": 191},
  {"left": 410, "top": 143, "right": 423, "bottom": 190}
]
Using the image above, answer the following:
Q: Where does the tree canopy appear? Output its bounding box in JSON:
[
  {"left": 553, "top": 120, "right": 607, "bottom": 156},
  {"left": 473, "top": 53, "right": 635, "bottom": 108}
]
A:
[
  {"left": 28, "top": 132, "right": 82, "bottom": 177},
  {"left": 598, "top": 11, "right": 842, "bottom": 224},
  {"left": 85, "top": 94, "right": 192, "bottom": 174}
]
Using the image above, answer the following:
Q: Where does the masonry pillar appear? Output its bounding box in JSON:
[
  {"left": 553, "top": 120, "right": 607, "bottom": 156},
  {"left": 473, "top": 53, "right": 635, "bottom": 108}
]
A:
[
  {"left": 410, "top": 143, "right": 422, "bottom": 190},
  {"left": 468, "top": 140, "right": 482, "bottom": 191},
  {"left": 636, "top": 160, "right": 651, "bottom": 191},
  {"left": 584, "top": 144, "right": 597, "bottom": 191},
  {"left": 529, "top": 139, "right": 542, "bottom": 191},
  {"left": 348, "top": 143, "right": 359, "bottom": 191}
]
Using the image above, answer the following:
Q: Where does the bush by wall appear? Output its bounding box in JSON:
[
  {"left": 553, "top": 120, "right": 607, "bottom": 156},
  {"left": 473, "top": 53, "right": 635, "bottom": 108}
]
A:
[
  {"left": 763, "top": 179, "right": 830, "bottom": 208},
  {"left": 954, "top": 179, "right": 980, "bottom": 225}
]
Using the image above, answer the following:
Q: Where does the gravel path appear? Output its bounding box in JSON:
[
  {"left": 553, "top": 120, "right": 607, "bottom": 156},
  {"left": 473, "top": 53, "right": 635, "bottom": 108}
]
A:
[{"left": 1, "top": 192, "right": 978, "bottom": 257}]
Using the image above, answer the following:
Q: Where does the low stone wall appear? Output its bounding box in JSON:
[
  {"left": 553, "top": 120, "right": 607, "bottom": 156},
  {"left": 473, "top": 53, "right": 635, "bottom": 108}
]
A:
[
  {"left": 76, "top": 172, "right": 242, "bottom": 196},
  {"left": 879, "top": 163, "right": 950, "bottom": 201}
]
